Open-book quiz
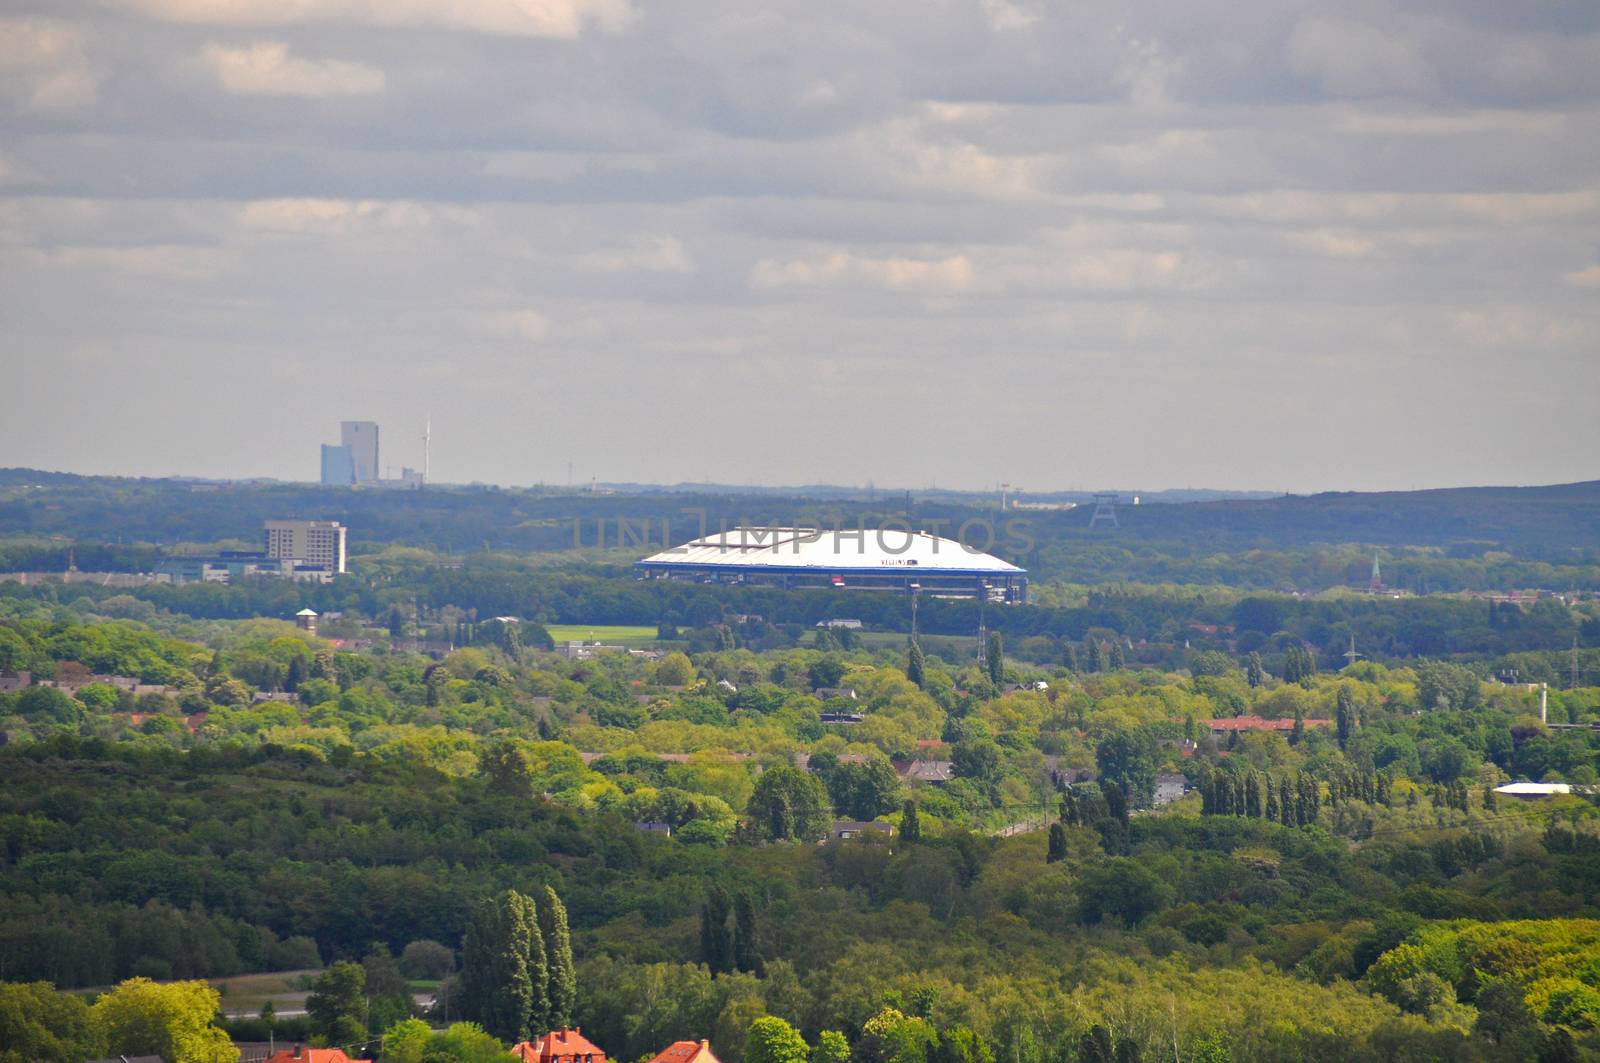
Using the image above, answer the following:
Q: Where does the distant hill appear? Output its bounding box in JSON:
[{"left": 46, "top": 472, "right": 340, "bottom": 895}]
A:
[{"left": 0, "top": 468, "right": 1595, "bottom": 563}]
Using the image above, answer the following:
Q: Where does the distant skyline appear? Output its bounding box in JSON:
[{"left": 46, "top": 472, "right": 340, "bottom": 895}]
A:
[{"left": 3, "top": 1, "right": 1598, "bottom": 493}]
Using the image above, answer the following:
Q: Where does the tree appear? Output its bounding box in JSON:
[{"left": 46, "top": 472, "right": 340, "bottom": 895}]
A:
[
  {"left": 460, "top": 890, "right": 542, "bottom": 1042},
  {"left": 1075, "top": 858, "right": 1171, "bottom": 926},
  {"left": 1086, "top": 640, "right": 1104, "bottom": 673},
  {"left": 91, "top": 978, "right": 238, "bottom": 1063},
  {"left": 811, "top": 1031, "right": 851, "bottom": 1063},
  {"left": 479, "top": 740, "right": 534, "bottom": 799},
  {"left": 363, "top": 945, "right": 414, "bottom": 1036},
  {"left": 541, "top": 886, "right": 577, "bottom": 1030},
  {"left": 1095, "top": 729, "right": 1160, "bottom": 808},
  {"left": 748, "top": 765, "right": 832, "bottom": 842},
  {"left": 307, "top": 961, "right": 368, "bottom": 1046},
  {"left": 1335, "top": 686, "right": 1356, "bottom": 750},
  {"left": 656, "top": 651, "right": 695, "bottom": 686},
  {"left": 400, "top": 939, "right": 455, "bottom": 980},
  {"left": 951, "top": 738, "right": 1001, "bottom": 787},
  {"left": 746, "top": 1016, "right": 809, "bottom": 1063},
  {"left": 1046, "top": 822, "right": 1067, "bottom": 864},
  {"left": 388, "top": 606, "right": 407, "bottom": 639},
  {"left": 1246, "top": 652, "right": 1265, "bottom": 688},
  {"left": 1063, "top": 642, "right": 1079, "bottom": 673},
  {"left": 700, "top": 885, "right": 734, "bottom": 974},
  {"left": 1108, "top": 641, "right": 1126, "bottom": 671},
  {"left": 907, "top": 641, "right": 925, "bottom": 689},
  {"left": 733, "top": 891, "right": 762, "bottom": 975},
  {"left": 0, "top": 981, "right": 105, "bottom": 1063},
  {"left": 986, "top": 632, "right": 1004, "bottom": 686},
  {"left": 900, "top": 800, "right": 921, "bottom": 844}
]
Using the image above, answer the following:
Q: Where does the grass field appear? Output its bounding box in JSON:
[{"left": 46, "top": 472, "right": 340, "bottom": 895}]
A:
[{"left": 545, "top": 624, "right": 659, "bottom": 647}]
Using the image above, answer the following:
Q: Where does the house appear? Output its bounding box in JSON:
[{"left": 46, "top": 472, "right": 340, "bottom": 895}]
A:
[
  {"left": 261, "top": 1048, "right": 370, "bottom": 1063},
  {"left": 815, "top": 687, "right": 857, "bottom": 701},
  {"left": 896, "top": 760, "right": 954, "bottom": 785},
  {"left": 831, "top": 818, "right": 894, "bottom": 841},
  {"left": 90, "top": 1057, "right": 165, "bottom": 1063},
  {"left": 1153, "top": 773, "right": 1189, "bottom": 807},
  {"left": 1205, "top": 715, "right": 1331, "bottom": 737},
  {"left": 647, "top": 1041, "right": 721, "bottom": 1063},
  {"left": 819, "top": 711, "right": 864, "bottom": 724},
  {"left": 0, "top": 671, "right": 30, "bottom": 693},
  {"left": 634, "top": 821, "right": 673, "bottom": 836},
  {"left": 815, "top": 619, "right": 862, "bottom": 629},
  {"left": 511, "top": 1028, "right": 610, "bottom": 1063}
]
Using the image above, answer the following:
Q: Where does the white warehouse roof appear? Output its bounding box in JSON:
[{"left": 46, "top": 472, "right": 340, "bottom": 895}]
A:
[{"left": 639, "top": 527, "right": 1023, "bottom": 574}]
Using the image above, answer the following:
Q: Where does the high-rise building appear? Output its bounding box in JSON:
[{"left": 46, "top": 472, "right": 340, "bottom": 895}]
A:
[
  {"left": 320, "top": 444, "right": 355, "bottom": 486},
  {"left": 264, "top": 520, "right": 347, "bottom": 574},
  {"left": 341, "top": 421, "right": 380, "bottom": 483}
]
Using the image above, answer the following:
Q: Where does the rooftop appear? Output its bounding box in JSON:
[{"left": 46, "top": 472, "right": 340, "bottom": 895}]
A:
[{"left": 638, "top": 527, "right": 1023, "bottom": 575}]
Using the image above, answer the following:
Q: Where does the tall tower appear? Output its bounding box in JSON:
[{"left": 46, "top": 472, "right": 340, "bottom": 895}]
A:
[
  {"left": 341, "top": 421, "right": 380, "bottom": 484},
  {"left": 1369, "top": 553, "right": 1383, "bottom": 593},
  {"left": 422, "top": 415, "right": 431, "bottom": 486}
]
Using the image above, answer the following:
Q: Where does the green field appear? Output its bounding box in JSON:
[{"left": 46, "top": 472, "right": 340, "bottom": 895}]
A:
[{"left": 545, "top": 624, "right": 659, "bottom": 647}]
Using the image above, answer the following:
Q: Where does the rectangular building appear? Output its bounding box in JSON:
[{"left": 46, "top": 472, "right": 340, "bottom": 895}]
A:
[
  {"left": 340, "top": 421, "right": 380, "bottom": 483},
  {"left": 263, "top": 520, "right": 347, "bottom": 574},
  {"left": 320, "top": 444, "right": 355, "bottom": 486}
]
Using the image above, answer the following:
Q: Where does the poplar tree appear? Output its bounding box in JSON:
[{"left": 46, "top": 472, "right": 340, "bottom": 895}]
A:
[
  {"left": 1246, "top": 652, "right": 1265, "bottom": 688},
  {"left": 700, "top": 886, "right": 733, "bottom": 974},
  {"left": 986, "top": 633, "right": 1004, "bottom": 686},
  {"left": 733, "top": 891, "right": 761, "bottom": 975},
  {"left": 541, "top": 886, "right": 576, "bottom": 1030},
  {"left": 900, "top": 799, "right": 921, "bottom": 844},
  {"left": 1046, "top": 822, "right": 1067, "bottom": 864},
  {"left": 1086, "top": 640, "right": 1104, "bottom": 673},
  {"left": 1063, "top": 642, "right": 1080, "bottom": 673},
  {"left": 1336, "top": 686, "right": 1356, "bottom": 750},
  {"left": 907, "top": 641, "right": 925, "bottom": 688},
  {"left": 1108, "top": 641, "right": 1126, "bottom": 671},
  {"left": 461, "top": 890, "right": 540, "bottom": 1042}
]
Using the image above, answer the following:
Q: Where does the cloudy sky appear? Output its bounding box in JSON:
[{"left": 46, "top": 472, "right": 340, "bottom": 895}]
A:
[{"left": 2, "top": 0, "right": 1597, "bottom": 493}]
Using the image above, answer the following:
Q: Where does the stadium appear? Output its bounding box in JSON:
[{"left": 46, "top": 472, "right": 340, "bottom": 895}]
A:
[{"left": 634, "top": 526, "right": 1028, "bottom": 602}]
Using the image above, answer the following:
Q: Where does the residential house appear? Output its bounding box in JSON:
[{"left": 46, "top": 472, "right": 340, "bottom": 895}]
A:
[
  {"left": 815, "top": 687, "right": 857, "bottom": 701},
  {"left": 831, "top": 819, "right": 895, "bottom": 841},
  {"left": 647, "top": 1041, "right": 721, "bottom": 1063},
  {"left": 511, "top": 1028, "right": 610, "bottom": 1063},
  {"left": 261, "top": 1048, "right": 370, "bottom": 1063},
  {"left": 0, "top": 671, "right": 30, "bottom": 693},
  {"left": 1205, "top": 715, "right": 1331, "bottom": 738},
  {"left": 896, "top": 760, "right": 954, "bottom": 785},
  {"left": 1153, "top": 773, "right": 1189, "bottom": 807}
]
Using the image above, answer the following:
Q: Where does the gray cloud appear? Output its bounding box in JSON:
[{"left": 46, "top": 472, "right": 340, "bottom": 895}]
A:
[{"left": 1, "top": 0, "right": 1596, "bottom": 493}]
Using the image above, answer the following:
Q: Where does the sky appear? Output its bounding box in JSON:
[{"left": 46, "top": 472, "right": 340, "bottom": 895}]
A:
[{"left": 1, "top": 1, "right": 1597, "bottom": 494}]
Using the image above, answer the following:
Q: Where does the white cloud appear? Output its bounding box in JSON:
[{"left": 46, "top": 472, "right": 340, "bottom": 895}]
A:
[
  {"left": 489, "top": 309, "right": 551, "bottom": 341},
  {"left": 121, "top": 0, "right": 631, "bottom": 38},
  {"left": 0, "top": 19, "right": 99, "bottom": 110},
  {"left": 1288, "top": 16, "right": 1433, "bottom": 98},
  {"left": 751, "top": 251, "right": 976, "bottom": 295},
  {"left": 203, "top": 41, "right": 384, "bottom": 97},
  {"left": 580, "top": 235, "right": 693, "bottom": 274},
  {"left": 237, "top": 198, "right": 452, "bottom": 231},
  {"left": 1565, "top": 264, "right": 1600, "bottom": 289},
  {"left": 1286, "top": 229, "right": 1376, "bottom": 259}
]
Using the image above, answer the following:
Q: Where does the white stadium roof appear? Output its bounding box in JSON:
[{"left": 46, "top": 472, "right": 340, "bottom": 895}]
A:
[{"left": 638, "top": 526, "right": 1023, "bottom": 574}]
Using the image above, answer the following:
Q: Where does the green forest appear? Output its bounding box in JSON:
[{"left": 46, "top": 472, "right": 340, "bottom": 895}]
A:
[{"left": 1, "top": 562, "right": 1598, "bottom": 1062}]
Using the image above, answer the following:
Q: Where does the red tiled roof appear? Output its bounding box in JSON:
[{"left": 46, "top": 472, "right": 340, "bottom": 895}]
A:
[
  {"left": 647, "top": 1041, "right": 720, "bottom": 1063},
  {"left": 1206, "top": 715, "right": 1331, "bottom": 732},
  {"left": 512, "top": 1030, "right": 609, "bottom": 1063},
  {"left": 262, "top": 1049, "right": 370, "bottom": 1063}
]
